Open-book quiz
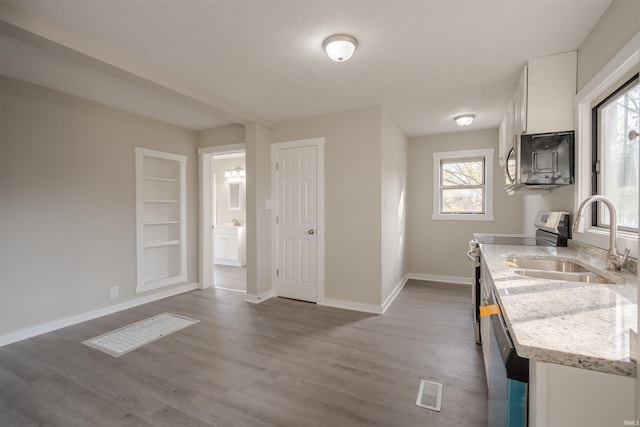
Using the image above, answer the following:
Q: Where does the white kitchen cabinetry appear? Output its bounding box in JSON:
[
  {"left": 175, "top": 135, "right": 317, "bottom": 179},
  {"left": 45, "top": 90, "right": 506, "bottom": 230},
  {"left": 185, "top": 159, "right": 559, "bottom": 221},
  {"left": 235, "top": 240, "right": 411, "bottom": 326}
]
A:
[
  {"left": 135, "top": 147, "right": 187, "bottom": 293},
  {"left": 213, "top": 226, "right": 246, "bottom": 267},
  {"left": 529, "top": 360, "right": 636, "bottom": 427},
  {"left": 498, "top": 51, "right": 577, "bottom": 166},
  {"left": 480, "top": 249, "right": 636, "bottom": 427}
]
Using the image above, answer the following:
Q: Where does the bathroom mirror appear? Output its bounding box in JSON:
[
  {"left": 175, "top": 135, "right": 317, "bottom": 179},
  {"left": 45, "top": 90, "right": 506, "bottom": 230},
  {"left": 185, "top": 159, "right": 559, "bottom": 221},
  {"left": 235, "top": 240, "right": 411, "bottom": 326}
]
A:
[{"left": 228, "top": 182, "right": 243, "bottom": 211}]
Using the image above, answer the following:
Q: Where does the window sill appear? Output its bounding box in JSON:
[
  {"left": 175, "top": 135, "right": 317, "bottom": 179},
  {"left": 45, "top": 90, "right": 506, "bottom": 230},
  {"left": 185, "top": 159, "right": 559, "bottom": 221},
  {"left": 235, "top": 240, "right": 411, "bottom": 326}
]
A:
[
  {"left": 432, "top": 213, "right": 494, "bottom": 222},
  {"left": 572, "top": 228, "right": 638, "bottom": 259}
]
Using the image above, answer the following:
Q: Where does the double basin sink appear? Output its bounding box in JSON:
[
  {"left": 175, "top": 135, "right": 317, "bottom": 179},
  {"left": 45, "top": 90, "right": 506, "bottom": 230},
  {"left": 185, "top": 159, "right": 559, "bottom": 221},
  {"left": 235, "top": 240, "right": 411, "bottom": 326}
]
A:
[{"left": 504, "top": 256, "right": 613, "bottom": 284}]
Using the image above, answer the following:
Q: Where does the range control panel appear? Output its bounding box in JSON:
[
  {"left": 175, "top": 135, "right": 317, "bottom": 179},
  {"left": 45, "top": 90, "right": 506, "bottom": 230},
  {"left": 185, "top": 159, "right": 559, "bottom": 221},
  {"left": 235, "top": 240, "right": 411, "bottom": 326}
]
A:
[{"left": 533, "top": 211, "right": 570, "bottom": 238}]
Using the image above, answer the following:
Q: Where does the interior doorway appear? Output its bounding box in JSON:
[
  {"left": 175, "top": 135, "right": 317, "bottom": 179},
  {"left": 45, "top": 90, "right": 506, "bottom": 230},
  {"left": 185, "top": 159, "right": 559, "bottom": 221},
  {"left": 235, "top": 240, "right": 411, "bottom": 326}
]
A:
[
  {"left": 198, "top": 143, "right": 247, "bottom": 293},
  {"left": 211, "top": 152, "right": 247, "bottom": 292}
]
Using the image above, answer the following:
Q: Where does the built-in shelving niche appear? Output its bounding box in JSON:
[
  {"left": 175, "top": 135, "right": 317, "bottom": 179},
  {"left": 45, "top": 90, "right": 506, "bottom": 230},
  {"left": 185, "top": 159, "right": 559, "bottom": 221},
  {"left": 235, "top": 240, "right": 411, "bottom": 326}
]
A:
[{"left": 135, "top": 147, "right": 187, "bottom": 293}]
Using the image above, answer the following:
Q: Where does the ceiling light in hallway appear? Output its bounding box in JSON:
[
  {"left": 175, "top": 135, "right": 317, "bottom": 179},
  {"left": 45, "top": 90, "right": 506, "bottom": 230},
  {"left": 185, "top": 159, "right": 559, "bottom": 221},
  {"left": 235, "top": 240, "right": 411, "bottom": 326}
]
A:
[
  {"left": 454, "top": 114, "right": 475, "bottom": 126},
  {"left": 323, "top": 34, "right": 358, "bottom": 62}
]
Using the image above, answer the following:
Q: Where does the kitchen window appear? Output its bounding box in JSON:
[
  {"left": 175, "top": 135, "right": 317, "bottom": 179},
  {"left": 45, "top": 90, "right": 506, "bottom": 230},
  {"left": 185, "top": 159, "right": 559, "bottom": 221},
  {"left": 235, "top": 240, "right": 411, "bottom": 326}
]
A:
[
  {"left": 575, "top": 33, "right": 639, "bottom": 257},
  {"left": 592, "top": 74, "right": 639, "bottom": 232},
  {"left": 432, "top": 148, "right": 494, "bottom": 221}
]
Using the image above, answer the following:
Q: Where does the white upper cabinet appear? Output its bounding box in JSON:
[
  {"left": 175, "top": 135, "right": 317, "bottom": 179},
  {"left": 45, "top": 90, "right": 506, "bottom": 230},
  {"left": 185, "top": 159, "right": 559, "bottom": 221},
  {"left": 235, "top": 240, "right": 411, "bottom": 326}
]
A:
[
  {"left": 498, "top": 51, "right": 577, "bottom": 166},
  {"left": 526, "top": 51, "right": 577, "bottom": 133}
]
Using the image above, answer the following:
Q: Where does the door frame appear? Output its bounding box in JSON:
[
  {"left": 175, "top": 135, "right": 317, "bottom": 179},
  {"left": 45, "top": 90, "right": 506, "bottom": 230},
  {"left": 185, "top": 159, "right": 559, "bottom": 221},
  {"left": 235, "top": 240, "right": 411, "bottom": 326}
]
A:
[
  {"left": 198, "top": 143, "right": 246, "bottom": 289},
  {"left": 271, "top": 138, "right": 325, "bottom": 303}
]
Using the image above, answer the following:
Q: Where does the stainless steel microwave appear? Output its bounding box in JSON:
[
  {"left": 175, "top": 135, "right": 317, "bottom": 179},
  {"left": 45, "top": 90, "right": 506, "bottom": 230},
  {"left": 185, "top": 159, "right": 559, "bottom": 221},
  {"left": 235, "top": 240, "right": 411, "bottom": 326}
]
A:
[{"left": 505, "top": 131, "right": 574, "bottom": 193}]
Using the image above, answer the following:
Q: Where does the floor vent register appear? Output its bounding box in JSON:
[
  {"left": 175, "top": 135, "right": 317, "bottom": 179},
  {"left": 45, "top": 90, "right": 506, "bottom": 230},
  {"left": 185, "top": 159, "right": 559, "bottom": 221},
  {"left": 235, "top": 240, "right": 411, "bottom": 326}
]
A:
[
  {"left": 82, "top": 313, "right": 199, "bottom": 357},
  {"left": 416, "top": 379, "right": 443, "bottom": 412}
]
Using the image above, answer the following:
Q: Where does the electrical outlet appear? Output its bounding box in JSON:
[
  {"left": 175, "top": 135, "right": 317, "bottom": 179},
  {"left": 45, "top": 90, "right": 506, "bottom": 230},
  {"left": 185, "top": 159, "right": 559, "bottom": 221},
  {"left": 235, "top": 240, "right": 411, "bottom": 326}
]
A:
[{"left": 110, "top": 286, "right": 119, "bottom": 299}]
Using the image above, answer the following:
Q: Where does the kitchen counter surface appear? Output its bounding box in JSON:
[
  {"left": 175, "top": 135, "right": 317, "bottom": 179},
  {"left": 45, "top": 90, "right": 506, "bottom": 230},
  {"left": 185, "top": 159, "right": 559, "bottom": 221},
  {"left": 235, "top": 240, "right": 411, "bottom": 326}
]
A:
[{"left": 480, "top": 243, "right": 637, "bottom": 377}]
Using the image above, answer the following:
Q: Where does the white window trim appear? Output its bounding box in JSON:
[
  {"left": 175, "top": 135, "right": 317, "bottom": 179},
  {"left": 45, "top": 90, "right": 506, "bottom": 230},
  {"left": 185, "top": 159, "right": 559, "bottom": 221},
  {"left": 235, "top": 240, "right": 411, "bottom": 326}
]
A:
[
  {"left": 574, "top": 32, "right": 639, "bottom": 258},
  {"left": 432, "top": 148, "right": 495, "bottom": 221}
]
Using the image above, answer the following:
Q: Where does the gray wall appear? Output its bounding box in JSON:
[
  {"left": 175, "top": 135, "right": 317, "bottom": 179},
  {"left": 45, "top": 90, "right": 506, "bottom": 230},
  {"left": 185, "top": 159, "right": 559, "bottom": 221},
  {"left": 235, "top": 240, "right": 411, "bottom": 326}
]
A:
[
  {"left": 0, "top": 76, "right": 199, "bottom": 335},
  {"left": 198, "top": 124, "right": 245, "bottom": 148},
  {"left": 407, "top": 129, "right": 524, "bottom": 280},
  {"left": 577, "top": 0, "right": 640, "bottom": 92},
  {"left": 272, "top": 106, "right": 384, "bottom": 306},
  {"left": 245, "top": 123, "right": 273, "bottom": 297},
  {"left": 381, "top": 109, "right": 409, "bottom": 302}
]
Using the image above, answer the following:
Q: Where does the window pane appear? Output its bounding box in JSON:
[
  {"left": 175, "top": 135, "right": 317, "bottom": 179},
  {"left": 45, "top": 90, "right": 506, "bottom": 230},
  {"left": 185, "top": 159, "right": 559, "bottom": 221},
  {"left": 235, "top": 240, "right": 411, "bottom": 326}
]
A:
[
  {"left": 442, "top": 159, "right": 483, "bottom": 186},
  {"left": 598, "top": 80, "right": 639, "bottom": 230},
  {"left": 442, "top": 188, "right": 484, "bottom": 213}
]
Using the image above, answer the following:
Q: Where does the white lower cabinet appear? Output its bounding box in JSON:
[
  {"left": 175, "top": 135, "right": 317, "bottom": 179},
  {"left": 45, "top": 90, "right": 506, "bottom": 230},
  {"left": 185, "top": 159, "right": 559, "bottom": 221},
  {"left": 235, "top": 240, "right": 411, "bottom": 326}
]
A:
[
  {"left": 529, "top": 360, "right": 636, "bottom": 427},
  {"left": 213, "top": 226, "right": 246, "bottom": 266}
]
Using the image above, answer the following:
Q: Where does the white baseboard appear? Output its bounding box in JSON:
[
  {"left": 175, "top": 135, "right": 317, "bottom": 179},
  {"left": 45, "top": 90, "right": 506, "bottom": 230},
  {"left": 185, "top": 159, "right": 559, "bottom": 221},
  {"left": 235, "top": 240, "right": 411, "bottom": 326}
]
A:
[
  {"left": 319, "top": 297, "right": 383, "bottom": 315},
  {"left": 408, "top": 273, "right": 472, "bottom": 285},
  {"left": 381, "top": 274, "right": 409, "bottom": 313},
  {"left": 244, "top": 290, "right": 273, "bottom": 304},
  {"left": 0, "top": 282, "right": 198, "bottom": 347}
]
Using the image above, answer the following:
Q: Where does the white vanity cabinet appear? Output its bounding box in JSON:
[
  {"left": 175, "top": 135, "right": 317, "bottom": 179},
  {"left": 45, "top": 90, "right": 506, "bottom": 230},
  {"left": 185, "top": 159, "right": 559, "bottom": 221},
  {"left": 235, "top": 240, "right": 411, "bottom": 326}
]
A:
[
  {"left": 498, "top": 51, "right": 577, "bottom": 166},
  {"left": 213, "top": 226, "right": 246, "bottom": 266}
]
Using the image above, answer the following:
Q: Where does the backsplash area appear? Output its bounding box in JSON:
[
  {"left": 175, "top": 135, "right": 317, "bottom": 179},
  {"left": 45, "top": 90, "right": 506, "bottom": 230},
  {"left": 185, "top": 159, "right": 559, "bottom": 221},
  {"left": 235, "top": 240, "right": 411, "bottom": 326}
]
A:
[{"left": 569, "top": 240, "right": 637, "bottom": 274}]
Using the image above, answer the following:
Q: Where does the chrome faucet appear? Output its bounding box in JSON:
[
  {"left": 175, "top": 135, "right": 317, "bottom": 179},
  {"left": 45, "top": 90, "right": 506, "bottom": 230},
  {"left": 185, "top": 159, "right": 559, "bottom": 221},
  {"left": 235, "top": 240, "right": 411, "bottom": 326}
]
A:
[{"left": 572, "top": 195, "right": 630, "bottom": 270}]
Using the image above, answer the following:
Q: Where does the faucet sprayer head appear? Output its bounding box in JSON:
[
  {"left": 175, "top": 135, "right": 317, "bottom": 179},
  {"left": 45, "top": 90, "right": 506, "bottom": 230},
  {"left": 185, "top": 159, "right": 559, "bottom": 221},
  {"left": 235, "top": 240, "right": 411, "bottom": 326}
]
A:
[{"left": 572, "top": 215, "right": 585, "bottom": 234}]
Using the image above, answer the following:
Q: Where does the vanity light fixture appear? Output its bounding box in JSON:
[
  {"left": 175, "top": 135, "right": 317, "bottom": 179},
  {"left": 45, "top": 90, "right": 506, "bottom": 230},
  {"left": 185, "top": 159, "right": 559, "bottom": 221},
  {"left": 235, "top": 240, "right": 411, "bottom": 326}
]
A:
[
  {"left": 224, "top": 167, "right": 245, "bottom": 179},
  {"left": 454, "top": 114, "right": 475, "bottom": 127},
  {"left": 323, "top": 34, "right": 358, "bottom": 62}
]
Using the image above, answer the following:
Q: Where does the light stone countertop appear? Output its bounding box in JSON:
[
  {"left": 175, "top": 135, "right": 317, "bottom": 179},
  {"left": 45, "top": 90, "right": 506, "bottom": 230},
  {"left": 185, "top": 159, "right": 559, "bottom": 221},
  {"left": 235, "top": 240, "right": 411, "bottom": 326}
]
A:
[{"left": 479, "top": 243, "right": 637, "bottom": 377}]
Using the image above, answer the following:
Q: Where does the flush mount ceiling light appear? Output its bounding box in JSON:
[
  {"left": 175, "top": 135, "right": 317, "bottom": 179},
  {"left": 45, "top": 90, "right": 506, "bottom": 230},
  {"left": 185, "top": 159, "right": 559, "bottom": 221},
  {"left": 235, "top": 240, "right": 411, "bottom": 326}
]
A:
[
  {"left": 454, "top": 114, "right": 475, "bottom": 127},
  {"left": 323, "top": 34, "right": 358, "bottom": 62}
]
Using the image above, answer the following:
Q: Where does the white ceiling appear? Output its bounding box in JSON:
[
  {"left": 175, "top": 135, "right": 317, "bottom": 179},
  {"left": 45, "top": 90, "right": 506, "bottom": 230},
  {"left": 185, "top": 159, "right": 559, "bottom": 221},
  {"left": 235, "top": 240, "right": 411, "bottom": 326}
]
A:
[{"left": 0, "top": 0, "right": 612, "bottom": 137}]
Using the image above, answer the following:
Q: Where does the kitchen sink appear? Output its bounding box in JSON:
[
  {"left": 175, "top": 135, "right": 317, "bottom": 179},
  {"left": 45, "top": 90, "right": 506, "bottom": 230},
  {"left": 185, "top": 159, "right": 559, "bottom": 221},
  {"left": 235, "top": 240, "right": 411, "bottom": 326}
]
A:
[
  {"left": 504, "top": 257, "right": 588, "bottom": 272},
  {"left": 513, "top": 269, "right": 612, "bottom": 284}
]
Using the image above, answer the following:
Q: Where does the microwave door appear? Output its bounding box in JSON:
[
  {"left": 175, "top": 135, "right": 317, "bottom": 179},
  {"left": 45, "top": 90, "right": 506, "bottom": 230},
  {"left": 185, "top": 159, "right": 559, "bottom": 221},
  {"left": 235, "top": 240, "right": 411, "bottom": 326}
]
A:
[{"left": 505, "top": 146, "right": 517, "bottom": 186}]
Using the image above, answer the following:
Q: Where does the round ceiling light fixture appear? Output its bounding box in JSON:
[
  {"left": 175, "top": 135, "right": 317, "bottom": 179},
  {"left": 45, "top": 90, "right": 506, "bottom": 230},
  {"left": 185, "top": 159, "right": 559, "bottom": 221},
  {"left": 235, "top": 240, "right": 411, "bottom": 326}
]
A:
[
  {"left": 454, "top": 114, "right": 475, "bottom": 127},
  {"left": 323, "top": 34, "right": 358, "bottom": 62}
]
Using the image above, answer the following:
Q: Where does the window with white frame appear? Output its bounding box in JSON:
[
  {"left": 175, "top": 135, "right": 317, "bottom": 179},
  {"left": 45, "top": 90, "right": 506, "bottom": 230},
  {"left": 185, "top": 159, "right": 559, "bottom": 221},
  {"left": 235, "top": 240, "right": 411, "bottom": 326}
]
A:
[
  {"left": 432, "top": 148, "right": 494, "bottom": 221},
  {"left": 592, "top": 73, "right": 639, "bottom": 232},
  {"left": 575, "top": 33, "right": 639, "bottom": 257}
]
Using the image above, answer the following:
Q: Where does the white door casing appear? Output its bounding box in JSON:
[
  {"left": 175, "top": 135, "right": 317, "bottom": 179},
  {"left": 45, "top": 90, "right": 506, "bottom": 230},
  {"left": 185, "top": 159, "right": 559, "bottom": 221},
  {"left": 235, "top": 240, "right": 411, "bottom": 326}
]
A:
[
  {"left": 197, "top": 143, "right": 246, "bottom": 289},
  {"left": 272, "top": 138, "right": 324, "bottom": 303}
]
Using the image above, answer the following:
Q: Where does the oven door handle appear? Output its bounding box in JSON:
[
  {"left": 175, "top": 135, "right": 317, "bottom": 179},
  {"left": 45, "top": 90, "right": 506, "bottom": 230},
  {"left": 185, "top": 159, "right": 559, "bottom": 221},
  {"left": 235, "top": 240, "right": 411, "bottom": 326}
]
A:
[{"left": 467, "top": 249, "right": 479, "bottom": 265}]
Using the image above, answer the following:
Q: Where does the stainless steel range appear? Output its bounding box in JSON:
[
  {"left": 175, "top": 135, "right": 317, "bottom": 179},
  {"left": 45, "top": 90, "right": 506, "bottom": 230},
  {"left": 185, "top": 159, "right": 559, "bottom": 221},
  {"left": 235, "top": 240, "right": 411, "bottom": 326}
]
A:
[{"left": 467, "top": 211, "right": 571, "bottom": 344}]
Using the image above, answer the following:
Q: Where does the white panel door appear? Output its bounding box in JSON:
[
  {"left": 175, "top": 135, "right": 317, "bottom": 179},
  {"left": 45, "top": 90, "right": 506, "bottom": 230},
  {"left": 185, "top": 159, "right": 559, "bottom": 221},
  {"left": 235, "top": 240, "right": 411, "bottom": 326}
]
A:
[{"left": 276, "top": 145, "right": 317, "bottom": 302}]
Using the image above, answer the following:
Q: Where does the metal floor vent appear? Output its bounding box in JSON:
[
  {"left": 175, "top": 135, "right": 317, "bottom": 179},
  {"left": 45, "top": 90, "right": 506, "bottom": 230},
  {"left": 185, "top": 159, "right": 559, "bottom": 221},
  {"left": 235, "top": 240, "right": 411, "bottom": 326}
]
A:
[
  {"left": 416, "top": 379, "right": 443, "bottom": 412},
  {"left": 83, "top": 313, "right": 199, "bottom": 357}
]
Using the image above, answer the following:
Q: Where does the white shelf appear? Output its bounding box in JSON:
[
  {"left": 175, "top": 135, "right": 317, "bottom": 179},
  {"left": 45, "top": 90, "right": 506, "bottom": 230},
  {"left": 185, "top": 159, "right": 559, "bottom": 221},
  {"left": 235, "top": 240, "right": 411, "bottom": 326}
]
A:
[
  {"left": 136, "top": 147, "right": 187, "bottom": 293},
  {"left": 144, "top": 240, "right": 180, "bottom": 249},
  {"left": 143, "top": 220, "right": 179, "bottom": 225},
  {"left": 137, "top": 273, "right": 188, "bottom": 293},
  {"left": 144, "top": 176, "right": 178, "bottom": 182}
]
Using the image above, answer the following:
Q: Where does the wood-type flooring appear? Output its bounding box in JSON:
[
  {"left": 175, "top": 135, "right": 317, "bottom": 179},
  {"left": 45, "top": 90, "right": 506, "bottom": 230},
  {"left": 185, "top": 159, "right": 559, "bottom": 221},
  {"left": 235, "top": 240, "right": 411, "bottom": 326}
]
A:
[
  {"left": 0, "top": 280, "right": 488, "bottom": 426},
  {"left": 213, "top": 265, "right": 246, "bottom": 293}
]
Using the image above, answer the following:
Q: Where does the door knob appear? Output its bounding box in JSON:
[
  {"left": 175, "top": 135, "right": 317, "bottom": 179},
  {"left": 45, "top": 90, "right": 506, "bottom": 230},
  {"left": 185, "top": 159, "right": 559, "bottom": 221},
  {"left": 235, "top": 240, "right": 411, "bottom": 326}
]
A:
[{"left": 308, "top": 229, "right": 315, "bottom": 235}]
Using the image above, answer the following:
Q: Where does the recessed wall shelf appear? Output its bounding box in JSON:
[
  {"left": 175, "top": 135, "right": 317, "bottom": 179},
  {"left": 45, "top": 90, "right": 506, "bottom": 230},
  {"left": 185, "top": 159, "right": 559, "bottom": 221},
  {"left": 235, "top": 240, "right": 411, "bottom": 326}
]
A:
[
  {"left": 144, "top": 176, "right": 178, "bottom": 182},
  {"left": 135, "top": 147, "right": 187, "bottom": 293}
]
